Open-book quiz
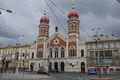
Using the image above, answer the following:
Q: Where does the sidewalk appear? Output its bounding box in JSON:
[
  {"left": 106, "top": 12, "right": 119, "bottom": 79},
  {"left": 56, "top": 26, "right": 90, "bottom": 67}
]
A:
[{"left": 0, "top": 73, "right": 49, "bottom": 79}]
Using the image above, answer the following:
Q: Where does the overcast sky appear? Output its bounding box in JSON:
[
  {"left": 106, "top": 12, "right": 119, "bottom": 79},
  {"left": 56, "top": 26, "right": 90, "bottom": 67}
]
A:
[{"left": 0, "top": 0, "right": 120, "bottom": 46}]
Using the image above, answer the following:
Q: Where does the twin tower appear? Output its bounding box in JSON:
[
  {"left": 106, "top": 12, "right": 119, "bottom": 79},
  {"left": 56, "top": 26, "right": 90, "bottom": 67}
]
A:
[{"left": 37, "top": 8, "right": 80, "bottom": 58}]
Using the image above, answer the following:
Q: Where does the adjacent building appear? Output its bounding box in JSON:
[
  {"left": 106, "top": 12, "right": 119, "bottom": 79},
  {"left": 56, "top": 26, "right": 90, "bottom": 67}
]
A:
[
  {"left": 0, "top": 44, "right": 30, "bottom": 69},
  {"left": 86, "top": 34, "right": 120, "bottom": 74}
]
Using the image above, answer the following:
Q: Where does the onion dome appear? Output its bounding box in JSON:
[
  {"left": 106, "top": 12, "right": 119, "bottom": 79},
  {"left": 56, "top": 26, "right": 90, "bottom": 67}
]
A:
[
  {"left": 40, "top": 17, "right": 49, "bottom": 24},
  {"left": 40, "top": 11, "right": 49, "bottom": 24},
  {"left": 68, "top": 11, "right": 79, "bottom": 19},
  {"left": 68, "top": 0, "right": 79, "bottom": 19}
]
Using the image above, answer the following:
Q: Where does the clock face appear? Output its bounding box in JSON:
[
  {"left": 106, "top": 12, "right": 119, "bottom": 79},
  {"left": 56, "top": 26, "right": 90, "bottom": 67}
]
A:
[{"left": 54, "top": 38, "right": 59, "bottom": 45}]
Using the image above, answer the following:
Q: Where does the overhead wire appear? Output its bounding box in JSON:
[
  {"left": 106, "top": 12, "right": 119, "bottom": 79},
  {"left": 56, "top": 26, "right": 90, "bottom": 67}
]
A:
[
  {"left": 48, "top": 0, "right": 67, "bottom": 17},
  {"left": 45, "top": 0, "right": 67, "bottom": 34},
  {"left": 47, "top": 0, "right": 92, "bottom": 39}
]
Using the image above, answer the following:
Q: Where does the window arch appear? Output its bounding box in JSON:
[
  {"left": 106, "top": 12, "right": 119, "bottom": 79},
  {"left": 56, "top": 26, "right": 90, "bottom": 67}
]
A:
[
  {"left": 81, "top": 49, "right": 84, "bottom": 57},
  {"left": 41, "top": 29, "right": 43, "bottom": 34},
  {"left": 61, "top": 47, "right": 65, "bottom": 58},
  {"left": 69, "top": 47, "right": 75, "bottom": 57},
  {"left": 32, "top": 52, "right": 34, "bottom": 59},
  {"left": 37, "top": 48, "right": 43, "bottom": 58},
  {"left": 43, "top": 29, "right": 46, "bottom": 34},
  {"left": 55, "top": 48, "right": 58, "bottom": 58},
  {"left": 50, "top": 48, "right": 52, "bottom": 58}
]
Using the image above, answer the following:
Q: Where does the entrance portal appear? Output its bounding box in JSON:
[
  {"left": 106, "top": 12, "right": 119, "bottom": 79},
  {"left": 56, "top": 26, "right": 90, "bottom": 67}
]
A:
[
  {"left": 30, "top": 63, "right": 34, "bottom": 71},
  {"left": 54, "top": 62, "right": 58, "bottom": 72},
  {"left": 50, "top": 62, "right": 52, "bottom": 71},
  {"left": 81, "top": 62, "right": 85, "bottom": 73},
  {"left": 61, "top": 62, "right": 64, "bottom": 72}
]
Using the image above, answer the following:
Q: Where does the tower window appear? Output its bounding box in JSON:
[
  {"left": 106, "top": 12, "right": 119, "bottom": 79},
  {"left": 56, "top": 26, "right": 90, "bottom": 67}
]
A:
[
  {"left": 32, "top": 52, "right": 34, "bottom": 59},
  {"left": 61, "top": 47, "right": 65, "bottom": 58},
  {"left": 39, "top": 63, "right": 40, "bottom": 68},
  {"left": 69, "top": 47, "right": 75, "bottom": 57},
  {"left": 81, "top": 49, "right": 84, "bottom": 57}
]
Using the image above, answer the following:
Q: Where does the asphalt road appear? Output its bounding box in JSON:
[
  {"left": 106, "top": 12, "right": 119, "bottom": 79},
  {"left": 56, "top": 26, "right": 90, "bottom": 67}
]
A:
[
  {"left": 0, "top": 72, "right": 89, "bottom": 80},
  {"left": 49, "top": 73, "right": 90, "bottom": 80},
  {"left": 1, "top": 72, "right": 120, "bottom": 80}
]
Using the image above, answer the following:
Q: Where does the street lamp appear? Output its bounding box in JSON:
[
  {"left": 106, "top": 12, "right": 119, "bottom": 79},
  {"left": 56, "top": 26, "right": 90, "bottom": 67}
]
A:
[
  {"left": 45, "top": 38, "right": 50, "bottom": 76},
  {"left": 14, "top": 35, "right": 24, "bottom": 74},
  {"left": 0, "top": 8, "right": 12, "bottom": 14},
  {"left": 92, "top": 28, "right": 101, "bottom": 76}
]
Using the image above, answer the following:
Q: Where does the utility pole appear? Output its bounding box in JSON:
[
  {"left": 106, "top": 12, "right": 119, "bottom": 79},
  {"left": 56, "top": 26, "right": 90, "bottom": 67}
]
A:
[
  {"left": 47, "top": 38, "right": 50, "bottom": 76},
  {"left": 14, "top": 35, "right": 24, "bottom": 74},
  {"left": 92, "top": 28, "right": 101, "bottom": 77},
  {"left": 15, "top": 36, "right": 19, "bottom": 74}
]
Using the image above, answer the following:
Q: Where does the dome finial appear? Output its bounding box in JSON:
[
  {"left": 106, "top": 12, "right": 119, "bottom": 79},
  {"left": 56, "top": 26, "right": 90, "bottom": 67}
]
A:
[
  {"left": 44, "top": 10, "right": 46, "bottom": 16},
  {"left": 72, "top": 0, "right": 75, "bottom": 10},
  {"left": 40, "top": 10, "right": 49, "bottom": 24}
]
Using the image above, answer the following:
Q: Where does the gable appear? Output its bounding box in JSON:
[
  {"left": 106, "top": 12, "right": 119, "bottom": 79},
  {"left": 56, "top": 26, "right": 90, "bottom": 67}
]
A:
[{"left": 50, "top": 34, "right": 66, "bottom": 47}]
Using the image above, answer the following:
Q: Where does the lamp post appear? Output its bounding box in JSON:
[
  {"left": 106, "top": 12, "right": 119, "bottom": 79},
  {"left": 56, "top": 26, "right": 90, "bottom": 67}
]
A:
[
  {"left": 46, "top": 38, "right": 50, "bottom": 76},
  {"left": 14, "top": 35, "right": 24, "bottom": 74},
  {"left": 117, "top": 0, "right": 120, "bottom": 3},
  {"left": 92, "top": 28, "right": 101, "bottom": 77},
  {"left": 0, "top": 8, "right": 12, "bottom": 14}
]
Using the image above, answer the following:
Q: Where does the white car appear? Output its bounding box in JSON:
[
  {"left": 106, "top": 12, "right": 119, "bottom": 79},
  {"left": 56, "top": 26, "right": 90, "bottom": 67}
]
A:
[{"left": 25, "top": 69, "right": 31, "bottom": 72}]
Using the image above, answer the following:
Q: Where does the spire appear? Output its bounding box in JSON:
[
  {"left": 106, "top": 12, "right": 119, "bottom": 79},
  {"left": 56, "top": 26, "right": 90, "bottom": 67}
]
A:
[{"left": 72, "top": 0, "right": 75, "bottom": 10}]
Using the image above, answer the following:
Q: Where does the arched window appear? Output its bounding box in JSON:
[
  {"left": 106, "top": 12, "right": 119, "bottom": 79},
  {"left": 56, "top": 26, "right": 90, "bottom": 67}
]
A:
[
  {"left": 50, "top": 48, "right": 52, "bottom": 58},
  {"left": 41, "top": 29, "right": 43, "bottom": 34},
  {"left": 43, "top": 29, "right": 46, "bottom": 33},
  {"left": 55, "top": 48, "right": 58, "bottom": 58},
  {"left": 81, "top": 49, "right": 84, "bottom": 57},
  {"left": 69, "top": 47, "right": 75, "bottom": 56},
  {"left": 32, "top": 52, "right": 34, "bottom": 59},
  {"left": 61, "top": 47, "right": 65, "bottom": 58},
  {"left": 39, "top": 63, "right": 40, "bottom": 68},
  {"left": 37, "top": 48, "right": 43, "bottom": 58}
]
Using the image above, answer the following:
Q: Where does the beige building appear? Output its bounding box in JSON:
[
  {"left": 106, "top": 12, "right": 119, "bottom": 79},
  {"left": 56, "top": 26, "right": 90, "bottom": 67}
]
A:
[
  {"left": 86, "top": 34, "right": 120, "bottom": 74},
  {"left": 0, "top": 44, "right": 30, "bottom": 69}
]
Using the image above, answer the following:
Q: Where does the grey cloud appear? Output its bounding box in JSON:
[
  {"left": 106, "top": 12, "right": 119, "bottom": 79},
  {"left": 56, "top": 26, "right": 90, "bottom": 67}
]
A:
[{"left": 0, "top": 0, "right": 120, "bottom": 45}]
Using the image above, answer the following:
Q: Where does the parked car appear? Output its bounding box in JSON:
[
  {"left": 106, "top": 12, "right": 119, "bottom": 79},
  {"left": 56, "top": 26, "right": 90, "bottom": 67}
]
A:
[
  {"left": 25, "top": 69, "right": 31, "bottom": 72},
  {"left": 0, "top": 69, "right": 8, "bottom": 73},
  {"left": 37, "top": 69, "right": 48, "bottom": 74},
  {"left": 50, "top": 69, "right": 56, "bottom": 73},
  {"left": 87, "top": 71, "right": 97, "bottom": 75}
]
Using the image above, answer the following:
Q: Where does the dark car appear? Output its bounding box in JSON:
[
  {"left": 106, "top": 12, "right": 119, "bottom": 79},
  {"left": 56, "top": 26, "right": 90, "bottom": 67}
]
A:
[{"left": 37, "top": 70, "right": 48, "bottom": 74}]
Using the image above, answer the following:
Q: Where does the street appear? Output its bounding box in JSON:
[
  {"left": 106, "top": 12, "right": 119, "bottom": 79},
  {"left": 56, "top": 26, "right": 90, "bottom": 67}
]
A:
[
  {"left": 0, "top": 72, "right": 120, "bottom": 80},
  {"left": 0, "top": 72, "right": 89, "bottom": 80},
  {"left": 49, "top": 73, "right": 89, "bottom": 80}
]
